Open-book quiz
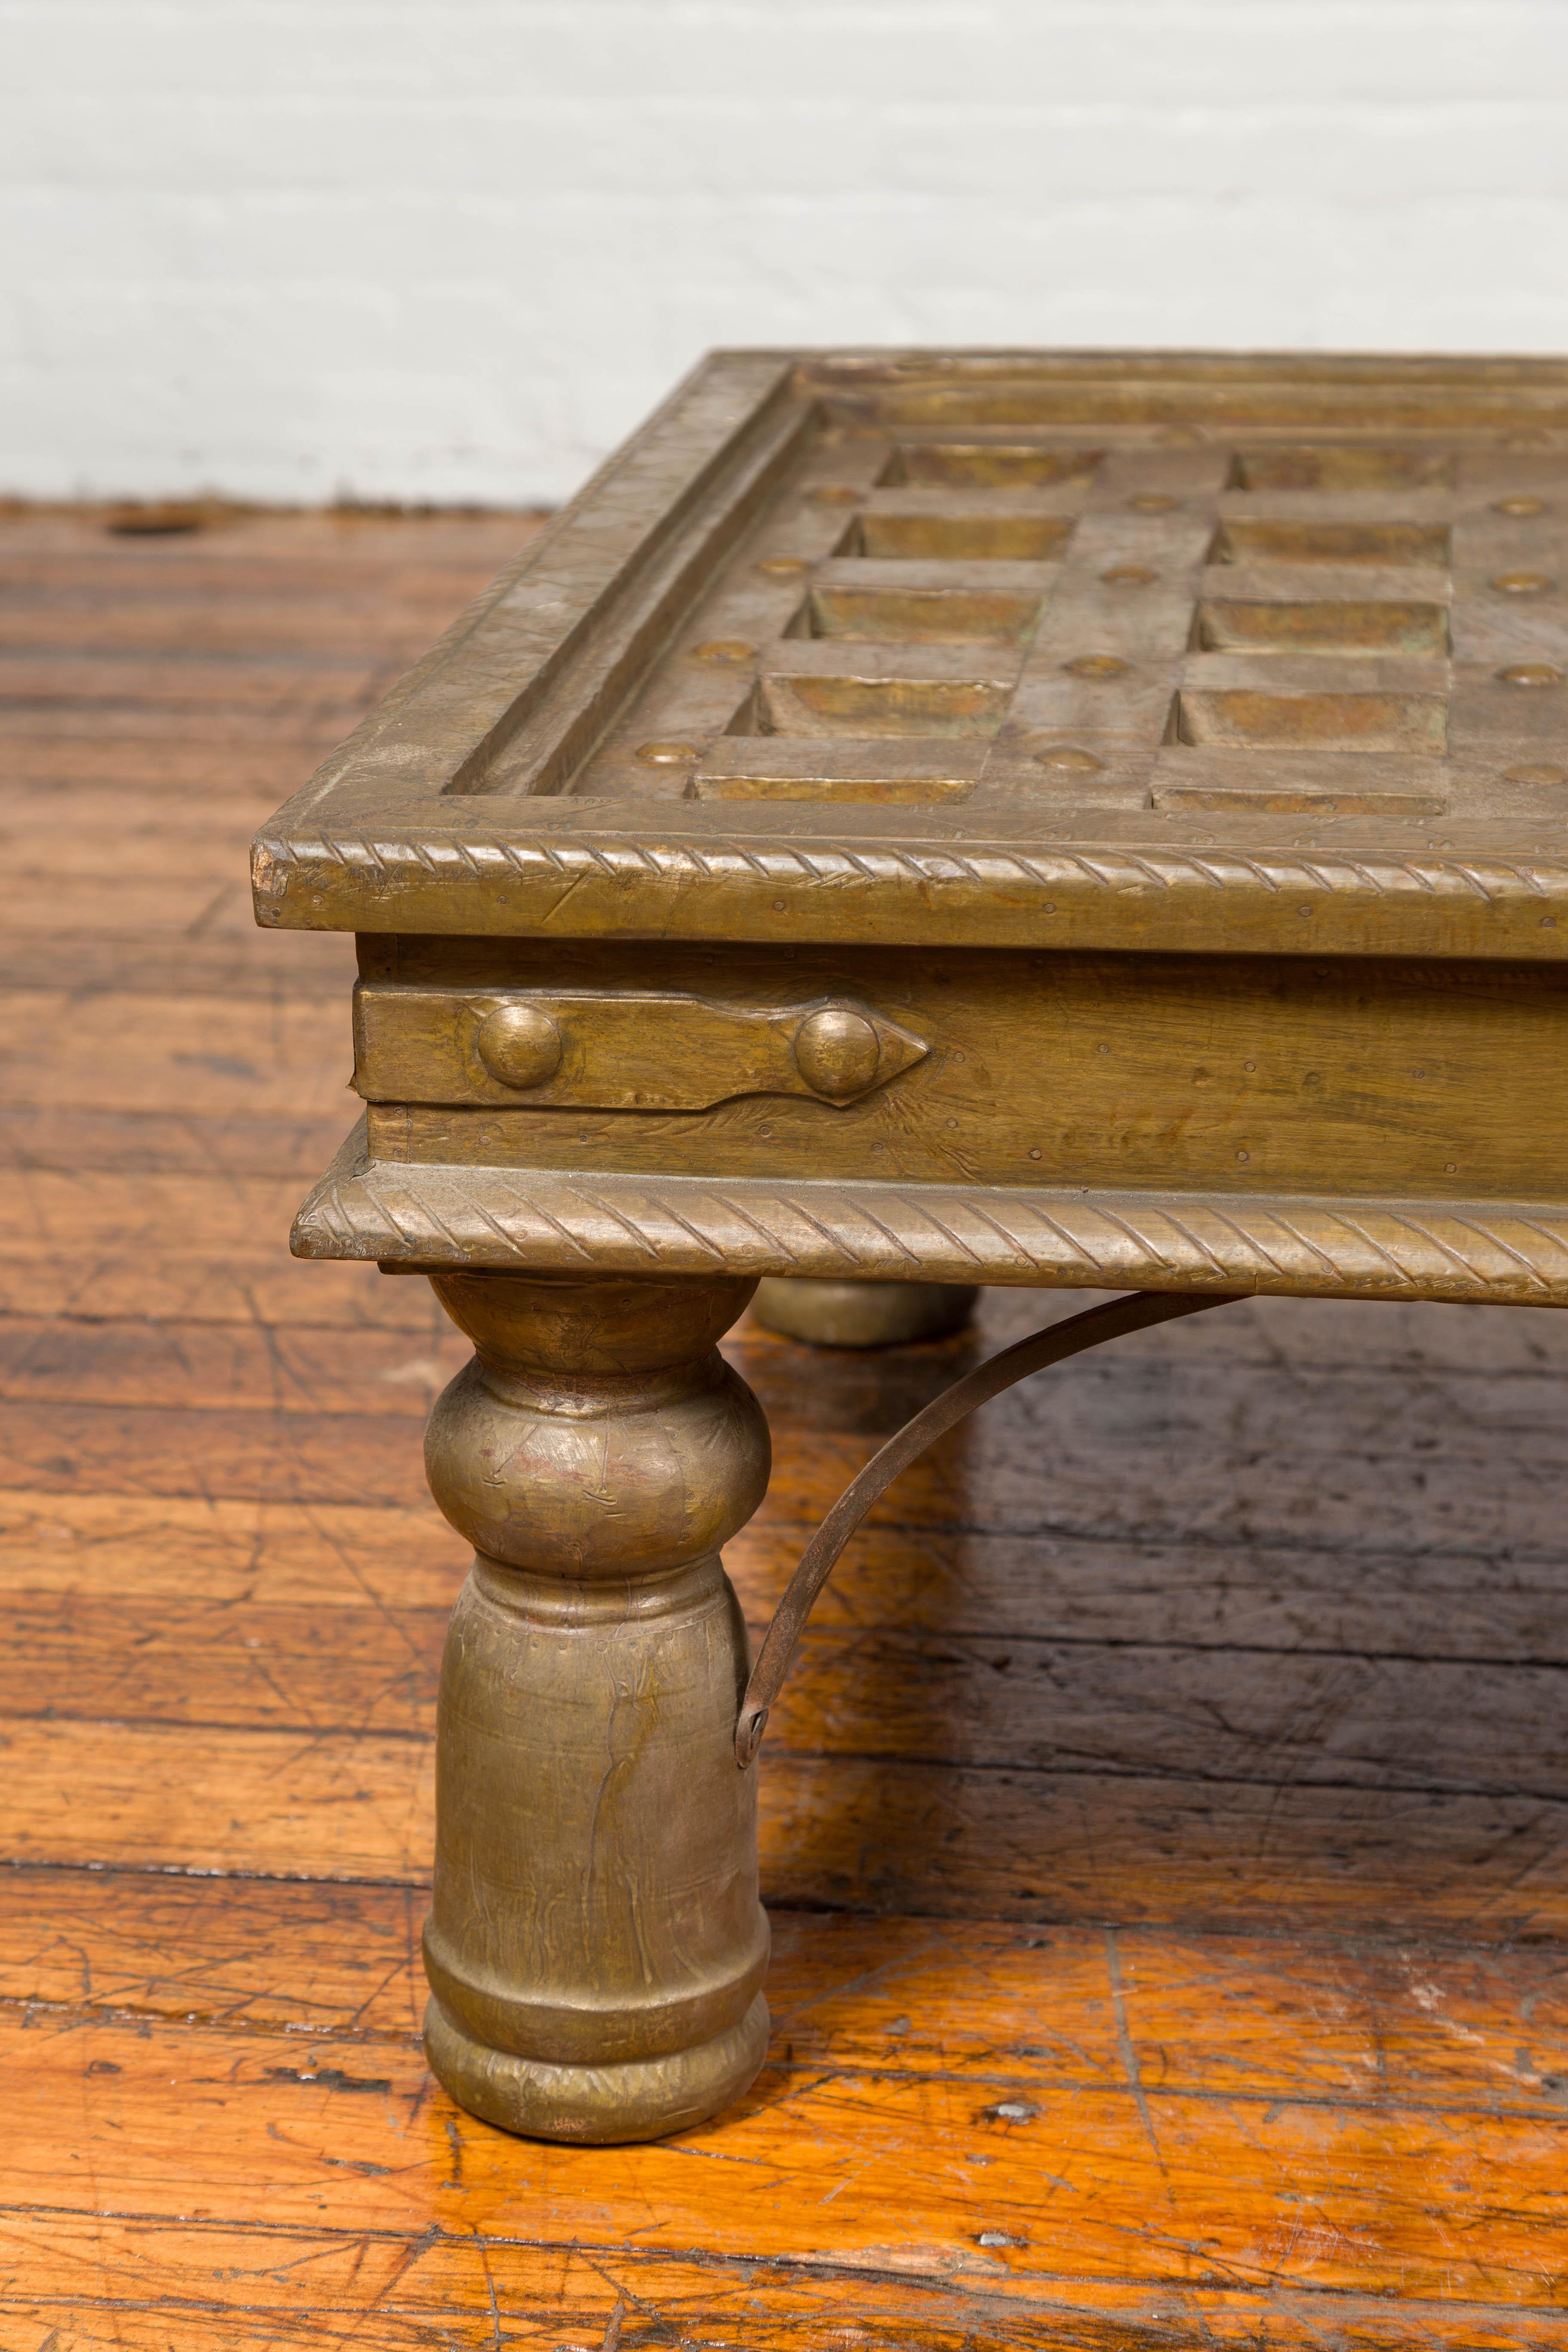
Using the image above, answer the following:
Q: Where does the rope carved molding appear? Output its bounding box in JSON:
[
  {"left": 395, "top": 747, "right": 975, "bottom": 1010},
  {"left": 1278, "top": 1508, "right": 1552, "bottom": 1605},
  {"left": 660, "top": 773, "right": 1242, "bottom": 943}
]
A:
[
  {"left": 254, "top": 829, "right": 1568, "bottom": 909},
  {"left": 295, "top": 1121, "right": 1568, "bottom": 1309}
]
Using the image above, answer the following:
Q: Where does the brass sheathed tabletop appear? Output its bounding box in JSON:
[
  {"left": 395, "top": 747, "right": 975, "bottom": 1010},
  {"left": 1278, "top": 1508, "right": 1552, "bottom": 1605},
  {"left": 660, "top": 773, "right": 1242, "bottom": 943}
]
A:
[
  {"left": 260, "top": 348, "right": 1568, "bottom": 1307},
  {"left": 254, "top": 351, "right": 1568, "bottom": 2145}
]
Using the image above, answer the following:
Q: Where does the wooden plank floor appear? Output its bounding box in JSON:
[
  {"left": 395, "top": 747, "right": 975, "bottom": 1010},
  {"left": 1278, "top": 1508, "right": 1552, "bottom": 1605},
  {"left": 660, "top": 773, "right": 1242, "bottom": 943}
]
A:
[{"left": 3, "top": 503, "right": 1568, "bottom": 2350}]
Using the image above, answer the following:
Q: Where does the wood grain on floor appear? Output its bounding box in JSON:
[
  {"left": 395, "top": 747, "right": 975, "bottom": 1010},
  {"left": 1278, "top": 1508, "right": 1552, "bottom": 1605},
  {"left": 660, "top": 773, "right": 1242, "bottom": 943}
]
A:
[{"left": 3, "top": 502, "right": 1567, "bottom": 2350}]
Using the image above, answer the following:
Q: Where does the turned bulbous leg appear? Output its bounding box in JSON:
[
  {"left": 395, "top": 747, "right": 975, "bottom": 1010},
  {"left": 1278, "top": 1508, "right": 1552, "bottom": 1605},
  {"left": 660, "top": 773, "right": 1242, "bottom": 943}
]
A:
[{"left": 420, "top": 1269, "right": 770, "bottom": 2144}]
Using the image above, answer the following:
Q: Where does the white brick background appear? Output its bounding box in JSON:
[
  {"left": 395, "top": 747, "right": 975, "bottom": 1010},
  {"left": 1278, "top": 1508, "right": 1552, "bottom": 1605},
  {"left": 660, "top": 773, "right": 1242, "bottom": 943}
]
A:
[{"left": 3, "top": 0, "right": 1567, "bottom": 505}]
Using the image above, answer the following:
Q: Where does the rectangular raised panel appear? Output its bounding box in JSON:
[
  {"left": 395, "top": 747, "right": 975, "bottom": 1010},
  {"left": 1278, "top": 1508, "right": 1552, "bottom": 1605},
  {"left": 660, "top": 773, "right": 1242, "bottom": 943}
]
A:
[
  {"left": 1152, "top": 782, "right": 1447, "bottom": 817},
  {"left": 692, "top": 738, "right": 982, "bottom": 802},
  {"left": 1229, "top": 446, "right": 1457, "bottom": 493},
  {"left": 848, "top": 511, "right": 1076, "bottom": 561},
  {"left": 756, "top": 674, "right": 1011, "bottom": 738},
  {"left": 879, "top": 443, "right": 1105, "bottom": 487},
  {"left": 1211, "top": 520, "right": 1452, "bottom": 568},
  {"left": 1174, "top": 687, "right": 1449, "bottom": 754},
  {"left": 1195, "top": 600, "right": 1450, "bottom": 657},
  {"left": 754, "top": 644, "right": 1019, "bottom": 739},
  {"left": 801, "top": 565, "right": 1049, "bottom": 645}
]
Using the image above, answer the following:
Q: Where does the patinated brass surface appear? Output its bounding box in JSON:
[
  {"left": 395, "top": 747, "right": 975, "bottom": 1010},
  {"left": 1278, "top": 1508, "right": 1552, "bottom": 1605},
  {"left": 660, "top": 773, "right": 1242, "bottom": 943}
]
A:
[
  {"left": 750, "top": 1277, "right": 977, "bottom": 1348},
  {"left": 420, "top": 1269, "right": 770, "bottom": 2142},
  {"left": 253, "top": 350, "right": 1568, "bottom": 2144}
]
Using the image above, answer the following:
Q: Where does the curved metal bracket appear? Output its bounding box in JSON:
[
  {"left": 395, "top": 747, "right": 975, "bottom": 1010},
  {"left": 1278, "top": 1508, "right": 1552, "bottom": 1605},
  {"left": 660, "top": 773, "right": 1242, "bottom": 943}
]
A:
[{"left": 735, "top": 1286, "right": 1238, "bottom": 1767}]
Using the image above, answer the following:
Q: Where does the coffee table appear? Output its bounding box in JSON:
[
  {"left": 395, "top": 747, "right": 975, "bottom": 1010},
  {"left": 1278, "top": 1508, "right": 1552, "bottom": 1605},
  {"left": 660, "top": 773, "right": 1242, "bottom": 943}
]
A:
[{"left": 253, "top": 348, "right": 1568, "bottom": 2144}]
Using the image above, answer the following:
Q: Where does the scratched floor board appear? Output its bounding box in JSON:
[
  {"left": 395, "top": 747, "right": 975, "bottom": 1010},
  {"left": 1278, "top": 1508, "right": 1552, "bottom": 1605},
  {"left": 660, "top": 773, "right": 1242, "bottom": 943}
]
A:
[
  {"left": 3, "top": 505, "right": 1567, "bottom": 2349},
  {"left": 6, "top": 2003, "right": 1568, "bottom": 2303},
  {"left": 10, "top": 1877, "right": 1568, "bottom": 2107},
  {"left": 0, "top": 654, "right": 398, "bottom": 710},
  {"left": 11, "top": 1326, "right": 1568, "bottom": 1580},
  {"left": 6, "top": 802, "right": 325, "bottom": 877},
  {"left": 9, "top": 1472, "right": 1568, "bottom": 1669},
  {"left": 12, "top": 1592, "right": 1568, "bottom": 1810},
  {"left": 5, "top": 2237, "right": 1550, "bottom": 2352},
  {"left": 4, "top": 1914, "right": 1568, "bottom": 2347},
  {"left": 0, "top": 934, "right": 354, "bottom": 995},
  {"left": 0, "top": 1491, "right": 464, "bottom": 1607},
  {"left": 0, "top": 994, "right": 346, "bottom": 1116},
  {"left": 0, "top": 1250, "right": 441, "bottom": 1331},
  {"left": 11, "top": 1715, "right": 1568, "bottom": 1933},
  {"left": 0, "top": 743, "right": 353, "bottom": 793},
  {"left": 0, "top": 1105, "right": 359, "bottom": 1180},
  {"left": 11, "top": 1293, "right": 1568, "bottom": 1468},
  {"left": 0, "top": 508, "right": 538, "bottom": 563},
  {"left": 0, "top": 605, "right": 493, "bottom": 656},
  {"left": 0, "top": 878, "right": 320, "bottom": 937}
]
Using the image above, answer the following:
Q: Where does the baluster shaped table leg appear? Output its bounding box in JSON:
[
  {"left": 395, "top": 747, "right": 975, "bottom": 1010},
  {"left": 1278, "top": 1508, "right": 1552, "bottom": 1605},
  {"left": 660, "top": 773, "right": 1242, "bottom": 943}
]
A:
[{"left": 418, "top": 1269, "right": 772, "bottom": 2144}]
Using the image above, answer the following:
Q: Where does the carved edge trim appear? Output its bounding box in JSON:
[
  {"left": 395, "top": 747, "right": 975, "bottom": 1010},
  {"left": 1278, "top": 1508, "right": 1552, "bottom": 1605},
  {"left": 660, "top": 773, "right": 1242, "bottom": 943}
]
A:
[
  {"left": 254, "top": 829, "right": 1568, "bottom": 907},
  {"left": 294, "top": 1122, "right": 1568, "bottom": 1309},
  {"left": 251, "top": 826, "right": 1568, "bottom": 955}
]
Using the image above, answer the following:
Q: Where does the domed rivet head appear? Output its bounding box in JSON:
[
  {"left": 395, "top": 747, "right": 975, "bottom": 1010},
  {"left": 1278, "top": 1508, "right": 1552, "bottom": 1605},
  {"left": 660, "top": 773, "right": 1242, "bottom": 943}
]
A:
[
  {"left": 636, "top": 739, "right": 699, "bottom": 765},
  {"left": 1032, "top": 744, "right": 1104, "bottom": 772},
  {"left": 689, "top": 639, "right": 756, "bottom": 665},
  {"left": 793, "top": 1007, "right": 882, "bottom": 1099},
  {"left": 1499, "top": 662, "right": 1563, "bottom": 687},
  {"left": 1490, "top": 571, "right": 1556, "bottom": 596},
  {"left": 1494, "top": 495, "right": 1548, "bottom": 516},
  {"left": 476, "top": 1003, "right": 563, "bottom": 1090},
  {"left": 1065, "top": 653, "right": 1130, "bottom": 680}
]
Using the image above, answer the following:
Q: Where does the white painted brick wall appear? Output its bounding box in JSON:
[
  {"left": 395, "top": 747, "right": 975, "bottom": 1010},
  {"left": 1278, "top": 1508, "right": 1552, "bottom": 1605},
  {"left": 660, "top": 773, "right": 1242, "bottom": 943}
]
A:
[{"left": 3, "top": 0, "right": 1567, "bottom": 504}]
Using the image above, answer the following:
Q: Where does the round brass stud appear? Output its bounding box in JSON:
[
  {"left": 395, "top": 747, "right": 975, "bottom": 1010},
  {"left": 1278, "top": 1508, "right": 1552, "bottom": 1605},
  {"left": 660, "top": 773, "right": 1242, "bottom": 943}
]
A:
[
  {"left": 1490, "top": 571, "right": 1556, "bottom": 596},
  {"left": 635, "top": 739, "right": 699, "bottom": 765},
  {"left": 1128, "top": 493, "right": 1179, "bottom": 512},
  {"left": 793, "top": 1007, "right": 880, "bottom": 1100},
  {"left": 1032, "top": 744, "right": 1104, "bottom": 772},
  {"left": 475, "top": 1003, "right": 563, "bottom": 1091},
  {"left": 1494, "top": 495, "right": 1549, "bottom": 517},
  {"left": 1505, "top": 764, "right": 1568, "bottom": 786},
  {"left": 1498, "top": 662, "right": 1563, "bottom": 687},
  {"left": 1102, "top": 565, "right": 1157, "bottom": 588},
  {"left": 689, "top": 639, "right": 756, "bottom": 665},
  {"left": 1064, "top": 653, "right": 1130, "bottom": 680},
  {"left": 756, "top": 556, "right": 810, "bottom": 576}
]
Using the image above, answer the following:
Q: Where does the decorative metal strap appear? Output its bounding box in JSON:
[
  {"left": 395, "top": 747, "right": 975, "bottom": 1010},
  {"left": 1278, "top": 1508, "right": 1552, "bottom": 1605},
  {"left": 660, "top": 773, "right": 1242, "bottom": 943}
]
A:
[{"left": 734, "top": 1287, "right": 1237, "bottom": 1767}]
